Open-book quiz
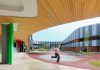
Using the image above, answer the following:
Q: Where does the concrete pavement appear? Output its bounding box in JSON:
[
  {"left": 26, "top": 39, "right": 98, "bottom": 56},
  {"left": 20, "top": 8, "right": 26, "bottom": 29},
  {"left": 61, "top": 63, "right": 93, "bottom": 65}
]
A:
[{"left": 0, "top": 53, "right": 90, "bottom": 70}]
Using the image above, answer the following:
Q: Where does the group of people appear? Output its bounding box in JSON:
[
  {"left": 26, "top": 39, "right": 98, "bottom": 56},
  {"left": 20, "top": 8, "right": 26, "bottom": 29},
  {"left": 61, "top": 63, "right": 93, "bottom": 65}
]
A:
[{"left": 15, "top": 40, "right": 27, "bottom": 52}]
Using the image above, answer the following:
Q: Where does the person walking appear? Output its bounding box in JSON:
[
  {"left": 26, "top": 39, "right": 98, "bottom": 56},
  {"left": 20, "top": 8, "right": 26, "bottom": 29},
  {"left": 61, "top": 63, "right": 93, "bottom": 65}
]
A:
[{"left": 51, "top": 47, "right": 60, "bottom": 63}]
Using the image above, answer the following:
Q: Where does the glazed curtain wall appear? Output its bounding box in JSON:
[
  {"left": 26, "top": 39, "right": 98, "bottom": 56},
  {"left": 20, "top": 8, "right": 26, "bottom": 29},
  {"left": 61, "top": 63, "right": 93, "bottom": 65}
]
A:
[{"left": 63, "top": 23, "right": 100, "bottom": 47}]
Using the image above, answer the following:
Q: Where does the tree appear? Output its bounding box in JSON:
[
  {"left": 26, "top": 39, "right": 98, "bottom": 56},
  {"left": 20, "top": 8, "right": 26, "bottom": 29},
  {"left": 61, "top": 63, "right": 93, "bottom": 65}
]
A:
[{"left": 42, "top": 43, "right": 48, "bottom": 49}]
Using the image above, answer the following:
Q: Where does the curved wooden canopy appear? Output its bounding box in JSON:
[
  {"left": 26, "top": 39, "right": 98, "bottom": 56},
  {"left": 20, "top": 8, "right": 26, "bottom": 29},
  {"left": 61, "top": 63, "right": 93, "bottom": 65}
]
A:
[{"left": 0, "top": 0, "right": 100, "bottom": 45}]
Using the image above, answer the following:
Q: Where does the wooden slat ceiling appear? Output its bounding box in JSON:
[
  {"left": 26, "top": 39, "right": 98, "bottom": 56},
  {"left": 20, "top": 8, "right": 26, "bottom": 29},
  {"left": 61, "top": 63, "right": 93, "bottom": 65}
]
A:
[{"left": 0, "top": 0, "right": 100, "bottom": 45}]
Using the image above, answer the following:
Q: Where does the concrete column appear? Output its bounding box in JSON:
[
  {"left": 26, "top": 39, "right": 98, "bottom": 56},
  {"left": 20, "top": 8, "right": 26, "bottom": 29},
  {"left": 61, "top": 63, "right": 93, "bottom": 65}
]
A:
[
  {"left": 2, "top": 23, "right": 13, "bottom": 64},
  {"left": 2, "top": 24, "right": 8, "bottom": 64}
]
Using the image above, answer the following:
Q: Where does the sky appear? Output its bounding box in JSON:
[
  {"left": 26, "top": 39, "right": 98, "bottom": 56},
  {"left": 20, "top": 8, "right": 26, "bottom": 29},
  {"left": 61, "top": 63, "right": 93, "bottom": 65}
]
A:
[{"left": 32, "top": 17, "right": 100, "bottom": 42}]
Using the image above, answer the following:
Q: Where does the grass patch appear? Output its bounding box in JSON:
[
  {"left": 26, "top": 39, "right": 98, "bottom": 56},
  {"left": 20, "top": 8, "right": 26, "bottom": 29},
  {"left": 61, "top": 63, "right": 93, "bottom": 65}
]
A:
[
  {"left": 82, "top": 52, "right": 94, "bottom": 56},
  {"left": 70, "top": 52, "right": 94, "bottom": 56},
  {"left": 33, "top": 48, "right": 49, "bottom": 51},
  {"left": 90, "top": 61, "right": 100, "bottom": 67},
  {"left": 37, "top": 48, "right": 49, "bottom": 51}
]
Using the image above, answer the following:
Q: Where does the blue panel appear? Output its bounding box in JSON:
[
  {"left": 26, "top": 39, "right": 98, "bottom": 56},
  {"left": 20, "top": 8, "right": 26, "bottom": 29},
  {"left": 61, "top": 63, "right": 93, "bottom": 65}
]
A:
[
  {"left": 80, "top": 27, "right": 85, "bottom": 38},
  {"left": 72, "top": 43, "right": 73, "bottom": 47},
  {"left": 70, "top": 35, "right": 72, "bottom": 41},
  {"left": 78, "top": 28, "right": 80, "bottom": 39},
  {"left": 75, "top": 42, "right": 78, "bottom": 47},
  {"left": 92, "top": 24, "right": 97, "bottom": 36},
  {"left": 80, "top": 42, "right": 83, "bottom": 47},
  {"left": 80, "top": 27, "right": 83, "bottom": 38},
  {"left": 89, "top": 41, "right": 92, "bottom": 46},
  {"left": 70, "top": 43, "right": 71, "bottom": 47},
  {"left": 92, "top": 40, "right": 97, "bottom": 46},
  {"left": 71, "top": 33, "right": 73, "bottom": 41},
  {"left": 73, "top": 32, "right": 74, "bottom": 40},
  {"left": 69, "top": 44, "right": 70, "bottom": 47},
  {"left": 83, "top": 27, "right": 85, "bottom": 38},
  {"left": 97, "top": 24, "right": 100, "bottom": 35},
  {"left": 76, "top": 29, "right": 78, "bottom": 39},
  {"left": 97, "top": 40, "right": 100, "bottom": 46},
  {"left": 89, "top": 25, "right": 92, "bottom": 36}
]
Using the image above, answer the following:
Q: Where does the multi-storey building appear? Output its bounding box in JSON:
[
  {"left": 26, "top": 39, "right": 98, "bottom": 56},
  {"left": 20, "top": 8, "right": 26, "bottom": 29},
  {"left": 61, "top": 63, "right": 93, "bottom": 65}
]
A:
[{"left": 62, "top": 23, "right": 100, "bottom": 52}]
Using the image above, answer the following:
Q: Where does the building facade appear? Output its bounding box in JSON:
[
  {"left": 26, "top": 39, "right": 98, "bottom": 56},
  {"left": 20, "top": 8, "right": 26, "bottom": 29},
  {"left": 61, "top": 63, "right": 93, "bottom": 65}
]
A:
[
  {"left": 62, "top": 23, "right": 100, "bottom": 52},
  {"left": 31, "top": 41, "right": 62, "bottom": 49}
]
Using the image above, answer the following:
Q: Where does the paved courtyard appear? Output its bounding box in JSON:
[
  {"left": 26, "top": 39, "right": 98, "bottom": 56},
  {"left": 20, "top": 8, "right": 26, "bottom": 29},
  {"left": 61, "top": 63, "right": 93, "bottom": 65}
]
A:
[
  {"left": 0, "top": 53, "right": 90, "bottom": 70},
  {"left": 29, "top": 51, "right": 100, "bottom": 70},
  {"left": 39, "top": 54, "right": 79, "bottom": 62}
]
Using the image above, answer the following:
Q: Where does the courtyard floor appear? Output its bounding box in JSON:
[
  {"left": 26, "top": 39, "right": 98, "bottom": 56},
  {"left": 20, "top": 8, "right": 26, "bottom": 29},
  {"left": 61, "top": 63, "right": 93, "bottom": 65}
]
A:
[
  {"left": 29, "top": 51, "right": 100, "bottom": 70},
  {"left": 0, "top": 53, "right": 89, "bottom": 70}
]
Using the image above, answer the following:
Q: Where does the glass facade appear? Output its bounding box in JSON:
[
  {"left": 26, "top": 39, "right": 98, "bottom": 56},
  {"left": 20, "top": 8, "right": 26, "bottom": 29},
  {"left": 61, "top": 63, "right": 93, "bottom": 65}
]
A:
[{"left": 62, "top": 23, "right": 100, "bottom": 52}]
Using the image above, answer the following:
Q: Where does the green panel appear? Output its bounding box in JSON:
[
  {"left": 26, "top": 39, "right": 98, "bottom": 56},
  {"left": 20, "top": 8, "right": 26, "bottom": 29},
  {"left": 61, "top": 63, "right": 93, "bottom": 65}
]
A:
[{"left": 7, "top": 23, "right": 14, "bottom": 64}]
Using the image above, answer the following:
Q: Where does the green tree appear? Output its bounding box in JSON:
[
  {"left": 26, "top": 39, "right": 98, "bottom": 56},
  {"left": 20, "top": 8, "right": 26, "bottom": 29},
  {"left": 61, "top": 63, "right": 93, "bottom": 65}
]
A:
[{"left": 42, "top": 43, "right": 48, "bottom": 49}]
